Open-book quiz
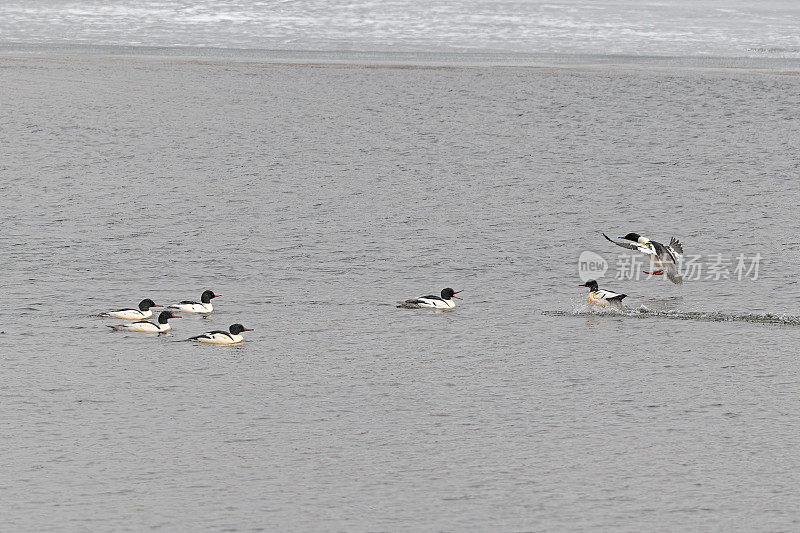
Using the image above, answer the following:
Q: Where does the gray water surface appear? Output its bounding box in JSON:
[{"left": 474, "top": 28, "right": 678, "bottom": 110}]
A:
[{"left": 2, "top": 52, "right": 800, "bottom": 531}]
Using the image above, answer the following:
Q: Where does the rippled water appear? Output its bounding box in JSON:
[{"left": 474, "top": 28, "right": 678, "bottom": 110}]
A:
[
  {"left": 2, "top": 51, "right": 800, "bottom": 530},
  {"left": 2, "top": 0, "right": 800, "bottom": 58}
]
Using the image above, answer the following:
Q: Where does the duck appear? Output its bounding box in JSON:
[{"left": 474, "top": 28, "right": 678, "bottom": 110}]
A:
[
  {"left": 102, "top": 298, "right": 161, "bottom": 320},
  {"left": 603, "top": 232, "right": 684, "bottom": 284},
  {"left": 188, "top": 324, "right": 253, "bottom": 345},
  {"left": 581, "top": 280, "right": 627, "bottom": 309},
  {"left": 396, "top": 288, "right": 462, "bottom": 309},
  {"left": 166, "top": 290, "right": 220, "bottom": 314},
  {"left": 108, "top": 311, "right": 180, "bottom": 333}
]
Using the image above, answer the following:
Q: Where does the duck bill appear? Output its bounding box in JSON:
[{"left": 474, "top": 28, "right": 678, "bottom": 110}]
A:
[
  {"left": 243, "top": 328, "right": 254, "bottom": 332},
  {"left": 171, "top": 314, "right": 182, "bottom": 319},
  {"left": 453, "top": 290, "right": 462, "bottom": 300},
  {"left": 214, "top": 294, "right": 222, "bottom": 298}
]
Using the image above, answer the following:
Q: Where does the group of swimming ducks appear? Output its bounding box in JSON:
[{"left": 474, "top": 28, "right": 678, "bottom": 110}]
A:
[
  {"left": 103, "top": 290, "right": 253, "bottom": 345},
  {"left": 101, "top": 232, "right": 683, "bottom": 341},
  {"left": 582, "top": 232, "right": 685, "bottom": 309}
]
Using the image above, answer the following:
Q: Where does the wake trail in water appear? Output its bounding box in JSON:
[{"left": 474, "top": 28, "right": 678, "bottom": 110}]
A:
[{"left": 543, "top": 306, "right": 800, "bottom": 327}]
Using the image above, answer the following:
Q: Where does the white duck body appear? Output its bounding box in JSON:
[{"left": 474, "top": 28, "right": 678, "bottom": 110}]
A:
[
  {"left": 396, "top": 288, "right": 461, "bottom": 309},
  {"left": 402, "top": 296, "right": 455, "bottom": 309},
  {"left": 110, "top": 320, "right": 171, "bottom": 333},
  {"left": 107, "top": 308, "right": 152, "bottom": 320},
  {"left": 189, "top": 324, "right": 252, "bottom": 345},
  {"left": 167, "top": 290, "right": 219, "bottom": 314},
  {"left": 103, "top": 299, "right": 160, "bottom": 320},
  {"left": 108, "top": 311, "right": 178, "bottom": 333},
  {"left": 587, "top": 289, "right": 627, "bottom": 308},
  {"left": 582, "top": 280, "right": 627, "bottom": 309},
  {"left": 192, "top": 331, "right": 243, "bottom": 344},
  {"left": 169, "top": 301, "right": 213, "bottom": 314}
]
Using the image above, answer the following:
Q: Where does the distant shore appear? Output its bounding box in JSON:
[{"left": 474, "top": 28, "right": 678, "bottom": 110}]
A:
[{"left": 2, "top": 43, "right": 800, "bottom": 74}]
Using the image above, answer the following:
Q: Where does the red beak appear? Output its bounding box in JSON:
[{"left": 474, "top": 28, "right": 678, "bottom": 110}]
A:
[
  {"left": 243, "top": 328, "right": 253, "bottom": 332},
  {"left": 214, "top": 294, "right": 222, "bottom": 298},
  {"left": 153, "top": 304, "right": 162, "bottom": 307},
  {"left": 453, "top": 290, "right": 462, "bottom": 300},
  {"left": 171, "top": 314, "right": 182, "bottom": 318}
]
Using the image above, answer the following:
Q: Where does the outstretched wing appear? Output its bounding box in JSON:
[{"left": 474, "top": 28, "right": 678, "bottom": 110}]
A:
[
  {"left": 603, "top": 233, "right": 655, "bottom": 256},
  {"left": 652, "top": 239, "right": 683, "bottom": 265},
  {"left": 668, "top": 237, "right": 683, "bottom": 259}
]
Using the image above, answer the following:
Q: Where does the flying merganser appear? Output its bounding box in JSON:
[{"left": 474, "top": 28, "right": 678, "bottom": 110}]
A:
[
  {"left": 581, "top": 280, "right": 627, "bottom": 308},
  {"left": 108, "top": 311, "right": 180, "bottom": 333},
  {"left": 396, "top": 288, "right": 462, "bottom": 309},
  {"left": 188, "top": 323, "right": 253, "bottom": 345},
  {"left": 603, "top": 232, "right": 684, "bottom": 285},
  {"left": 167, "top": 290, "right": 220, "bottom": 314},
  {"left": 102, "top": 298, "right": 161, "bottom": 320}
]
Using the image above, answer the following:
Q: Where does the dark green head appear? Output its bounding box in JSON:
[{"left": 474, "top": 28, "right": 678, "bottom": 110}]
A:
[
  {"left": 441, "top": 288, "right": 462, "bottom": 300},
  {"left": 201, "top": 290, "right": 220, "bottom": 303},
  {"left": 581, "top": 280, "right": 599, "bottom": 292},
  {"left": 158, "top": 311, "right": 181, "bottom": 323},
  {"left": 138, "top": 298, "right": 160, "bottom": 311},
  {"left": 620, "top": 233, "right": 641, "bottom": 242},
  {"left": 230, "top": 324, "right": 254, "bottom": 335}
]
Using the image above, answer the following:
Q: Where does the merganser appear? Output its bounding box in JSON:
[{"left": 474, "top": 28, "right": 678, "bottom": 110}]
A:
[
  {"left": 396, "top": 288, "right": 462, "bottom": 309},
  {"left": 603, "top": 232, "right": 684, "bottom": 285},
  {"left": 188, "top": 323, "right": 253, "bottom": 345},
  {"left": 581, "top": 280, "right": 627, "bottom": 308},
  {"left": 102, "top": 298, "right": 161, "bottom": 320},
  {"left": 167, "top": 290, "right": 220, "bottom": 314},
  {"left": 108, "top": 311, "right": 180, "bottom": 333}
]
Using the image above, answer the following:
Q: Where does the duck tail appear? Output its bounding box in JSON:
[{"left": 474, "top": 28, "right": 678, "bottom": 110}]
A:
[{"left": 666, "top": 270, "right": 683, "bottom": 285}]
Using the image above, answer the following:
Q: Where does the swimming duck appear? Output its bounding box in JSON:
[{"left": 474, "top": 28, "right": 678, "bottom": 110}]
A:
[
  {"left": 396, "top": 288, "right": 462, "bottom": 309},
  {"left": 581, "top": 280, "right": 627, "bottom": 309},
  {"left": 167, "top": 290, "right": 220, "bottom": 314},
  {"left": 102, "top": 298, "right": 161, "bottom": 320},
  {"left": 188, "top": 323, "right": 253, "bottom": 345},
  {"left": 108, "top": 311, "right": 181, "bottom": 333}
]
